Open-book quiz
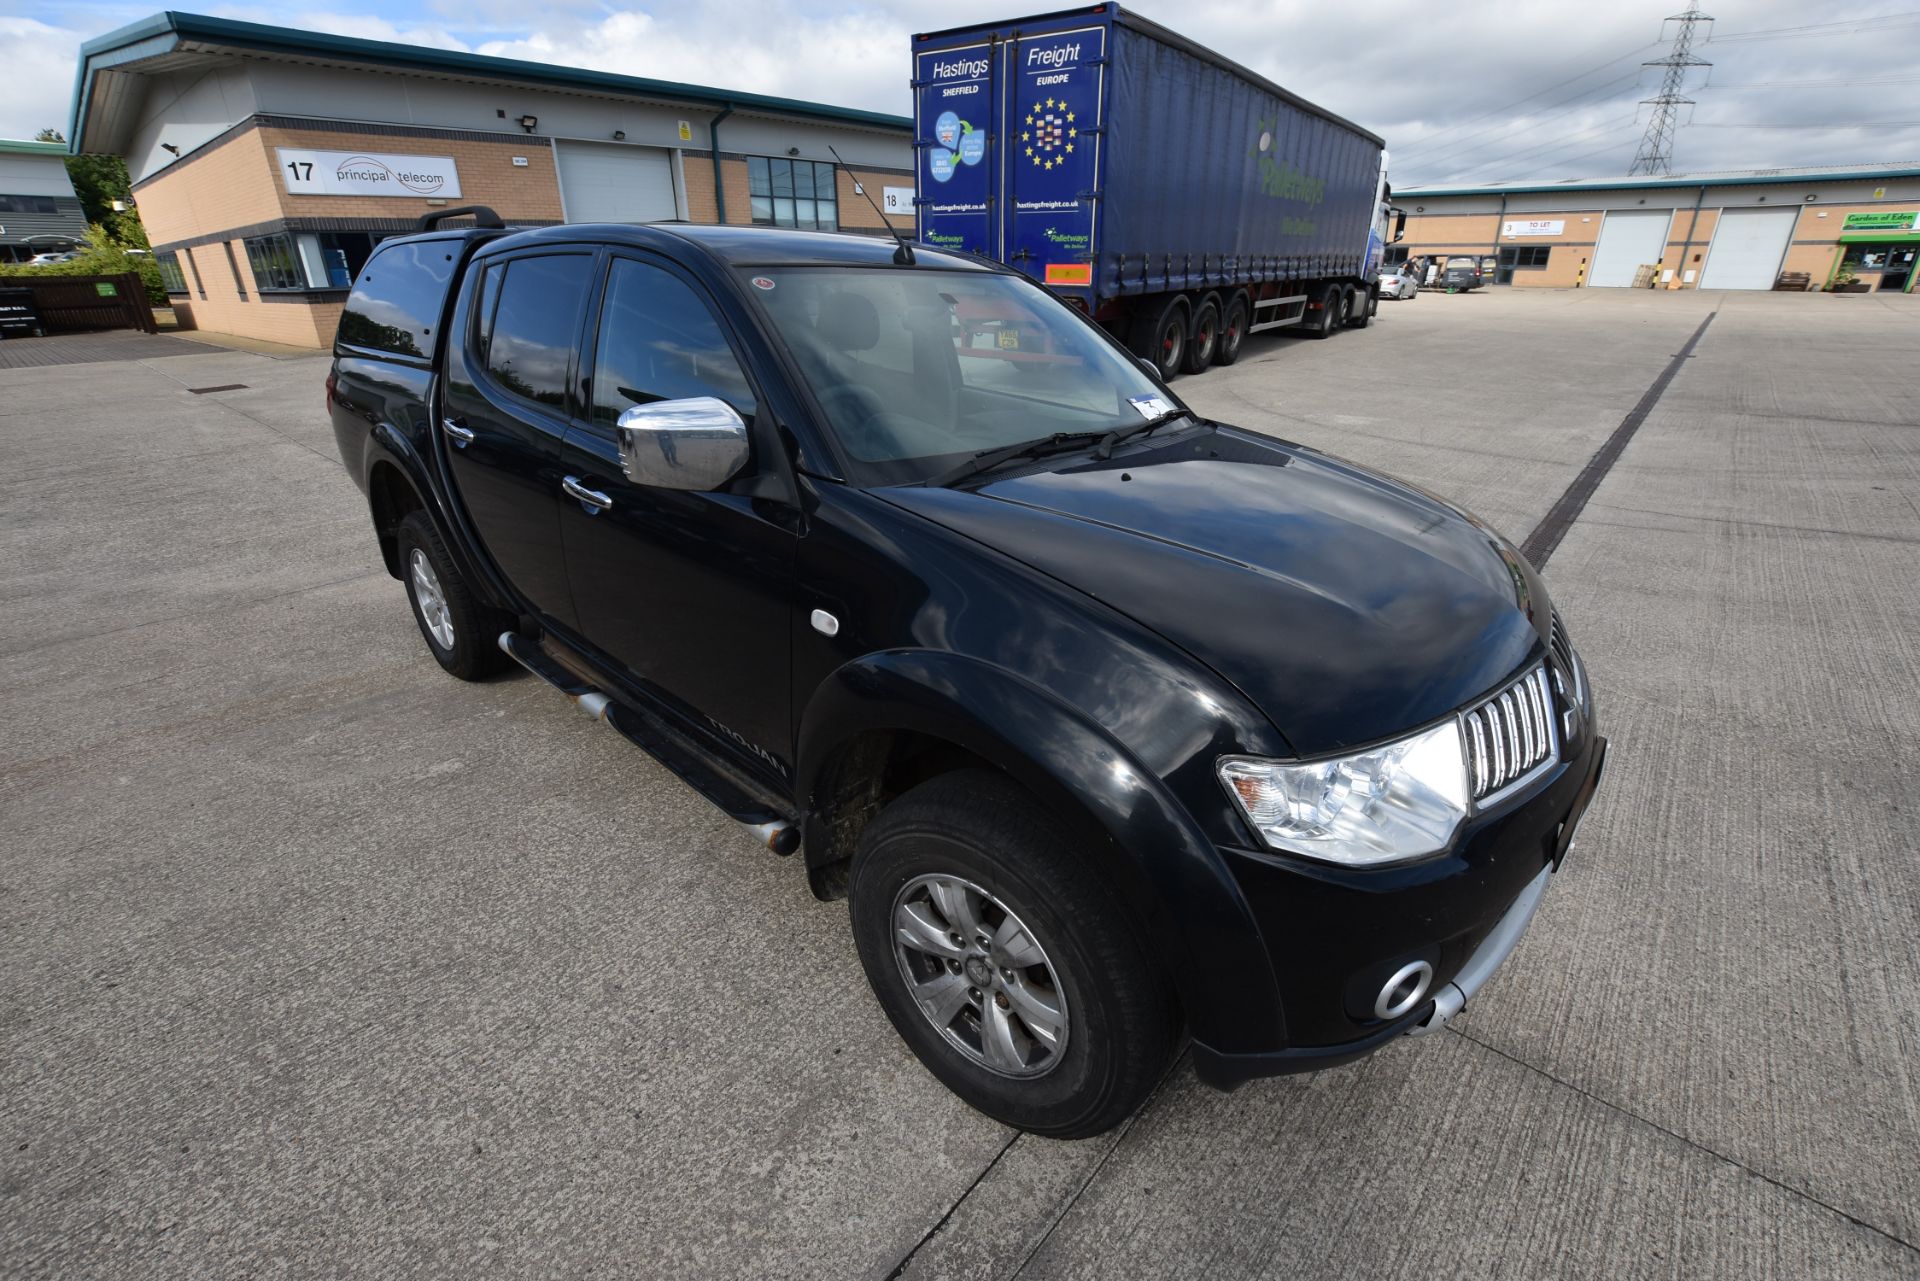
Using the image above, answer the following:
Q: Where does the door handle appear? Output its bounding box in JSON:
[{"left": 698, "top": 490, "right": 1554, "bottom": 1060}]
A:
[
  {"left": 441, "top": 417, "right": 475, "bottom": 447},
  {"left": 562, "top": 475, "right": 613, "bottom": 512}
]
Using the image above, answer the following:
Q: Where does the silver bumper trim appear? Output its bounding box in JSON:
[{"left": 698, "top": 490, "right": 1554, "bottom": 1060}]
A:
[{"left": 1407, "top": 863, "right": 1552, "bottom": 1037}]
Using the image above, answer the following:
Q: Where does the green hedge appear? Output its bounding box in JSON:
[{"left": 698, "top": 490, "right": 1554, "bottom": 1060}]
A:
[{"left": 0, "top": 225, "right": 164, "bottom": 307}]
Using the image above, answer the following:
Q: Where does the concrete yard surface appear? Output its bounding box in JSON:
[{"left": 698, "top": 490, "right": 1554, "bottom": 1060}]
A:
[{"left": 2, "top": 289, "right": 1917, "bottom": 1279}]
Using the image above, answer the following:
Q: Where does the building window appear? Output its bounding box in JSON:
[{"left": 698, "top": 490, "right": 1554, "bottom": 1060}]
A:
[
  {"left": 182, "top": 247, "right": 207, "bottom": 299},
  {"left": 222, "top": 242, "right": 249, "bottom": 300},
  {"left": 155, "top": 250, "right": 188, "bottom": 295},
  {"left": 747, "top": 157, "right": 838, "bottom": 231},
  {"left": 1498, "top": 246, "right": 1551, "bottom": 269},
  {"left": 0, "top": 195, "right": 59, "bottom": 214},
  {"left": 1383, "top": 246, "right": 1409, "bottom": 266},
  {"left": 243, "top": 233, "right": 306, "bottom": 291}
]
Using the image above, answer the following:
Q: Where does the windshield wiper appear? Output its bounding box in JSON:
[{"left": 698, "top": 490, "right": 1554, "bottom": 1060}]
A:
[
  {"left": 927, "top": 430, "right": 1114, "bottom": 488},
  {"left": 1095, "top": 408, "right": 1194, "bottom": 459}
]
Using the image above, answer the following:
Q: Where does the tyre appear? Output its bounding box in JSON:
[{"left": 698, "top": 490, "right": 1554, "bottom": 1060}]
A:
[
  {"left": 849, "top": 771, "right": 1180, "bottom": 1138},
  {"left": 1214, "top": 292, "right": 1250, "bottom": 366},
  {"left": 1182, "top": 295, "right": 1221, "bottom": 375},
  {"left": 396, "top": 510, "right": 509, "bottom": 681},
  {"left": 1130, "top": 296, "right": 1189, "bottom": 381},
  {"left": 1306, "top": 285, "right": 1339, "bottom": 339},
  {"left": 1346, "top": 286, "right": 1374, "bottom": 329}
]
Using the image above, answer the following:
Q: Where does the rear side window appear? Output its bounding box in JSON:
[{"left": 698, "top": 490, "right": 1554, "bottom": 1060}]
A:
[
  {"left": 482, "top": 254, "right": 594, "bottom": 411},
  {"left": 337, "top": 240, "right": 456, "bottom": 358}
]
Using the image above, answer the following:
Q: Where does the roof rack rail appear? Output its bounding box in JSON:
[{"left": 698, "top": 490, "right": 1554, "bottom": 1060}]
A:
[{"left": 414, "top": 205, "right": 505, "bottom": 231}]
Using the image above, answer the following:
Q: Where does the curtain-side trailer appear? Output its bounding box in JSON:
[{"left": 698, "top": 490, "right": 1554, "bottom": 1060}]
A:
[{"left": 912, "top": 4, "right": 1403, "bottom": 378}]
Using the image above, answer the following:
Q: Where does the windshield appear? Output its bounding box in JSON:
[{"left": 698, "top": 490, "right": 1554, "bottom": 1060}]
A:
[{"left": 745, "top": 267, "right": 1170, "bottom": 485}]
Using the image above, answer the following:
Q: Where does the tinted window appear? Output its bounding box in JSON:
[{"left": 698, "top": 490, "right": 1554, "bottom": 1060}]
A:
[
  {"left": 485, "top": 254, "right": 593, "bottom": 411},
  {"left": 590, "top": 258, "right": 756, "bottom": 428},
  {"left": 337, "top": 240, "right": 458, "bottom": 358}
]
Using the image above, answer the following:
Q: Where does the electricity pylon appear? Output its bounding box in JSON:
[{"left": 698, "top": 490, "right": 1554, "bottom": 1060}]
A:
[{"left": 1628, "top": 2, "right": 1713, "bottom": 176}]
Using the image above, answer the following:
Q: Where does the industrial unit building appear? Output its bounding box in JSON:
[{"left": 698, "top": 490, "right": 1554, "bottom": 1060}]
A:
[
  {"left": 67, "top": 12, "right": 914, "bottom": 347},
  {"left": 1394, "top": 166, "right": 1920, "bottom": 293},
  {"left": 0, "top": 139, "right": 90, "bottom": 263}
]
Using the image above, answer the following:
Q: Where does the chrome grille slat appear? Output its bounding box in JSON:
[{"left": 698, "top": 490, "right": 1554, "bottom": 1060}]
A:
[{"left": 1464, "top": 662, "right": 1557, "bottom": 803}]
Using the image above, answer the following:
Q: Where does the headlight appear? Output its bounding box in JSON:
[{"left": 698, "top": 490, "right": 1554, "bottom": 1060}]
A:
[{"left": 1218, "top": 720, "right": 1470, "bottom": 866}]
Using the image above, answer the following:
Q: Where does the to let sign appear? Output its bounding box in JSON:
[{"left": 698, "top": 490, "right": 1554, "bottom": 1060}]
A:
[
  {"left": 277, "top": 149, "right": 463, "bottom": 198},
  {"left": 1502, "top": 219, "right": 1565, "bottom": 237}
]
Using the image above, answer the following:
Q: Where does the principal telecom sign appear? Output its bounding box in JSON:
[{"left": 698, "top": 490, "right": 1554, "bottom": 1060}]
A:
[{"left": 276, "top": 149, "right": 463, "bottom": 198}]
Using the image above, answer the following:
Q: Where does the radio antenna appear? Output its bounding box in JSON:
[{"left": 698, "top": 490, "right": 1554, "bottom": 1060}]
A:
[{"left": 828, "top": 144, "right": 915, "bottom": 264}]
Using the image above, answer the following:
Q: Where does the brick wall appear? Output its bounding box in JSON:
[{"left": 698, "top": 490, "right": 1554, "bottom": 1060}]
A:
[
  {"left": 135, "top": 131, "right": 286, "bottom": 249},
  {"left": 174, "top": 240, "right": 329, "bottom": 346}
]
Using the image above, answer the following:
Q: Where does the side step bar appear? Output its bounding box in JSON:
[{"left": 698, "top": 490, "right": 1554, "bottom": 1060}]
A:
[{"left": 497, "top": 632, "right": 800, "bottom": 855}]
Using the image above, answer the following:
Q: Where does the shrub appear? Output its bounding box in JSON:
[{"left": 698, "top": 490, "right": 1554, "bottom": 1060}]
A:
[{"left": 0, "top": 225, "right": 164, "bottom": 306}]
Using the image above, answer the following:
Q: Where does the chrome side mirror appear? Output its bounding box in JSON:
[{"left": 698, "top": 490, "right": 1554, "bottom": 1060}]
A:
[{"left": 614, "top": 397, "right": 750, "bottom": 491}]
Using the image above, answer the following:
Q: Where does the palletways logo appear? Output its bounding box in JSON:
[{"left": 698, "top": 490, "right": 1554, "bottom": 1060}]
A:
[
  {"left": 1249, "top": 118, "right": 1325, "bottom": 206},
  {"left": 334, "top": 155, "right": 448, "bottom": 195}
]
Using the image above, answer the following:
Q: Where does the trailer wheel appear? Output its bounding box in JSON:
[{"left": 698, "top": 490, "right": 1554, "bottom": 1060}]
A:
[
  {"left": 1131, "top": 296, "right": 1189, "bottom": 381},
  {"left": 1213, "top": 293, "right": 1250, "bottom": 366},
  {"left": 1346, "top": 286, "right": 1375, "bottom": 330},
  {"left": 1182, "top": 295, "right": 1221, "bottom": 375}
]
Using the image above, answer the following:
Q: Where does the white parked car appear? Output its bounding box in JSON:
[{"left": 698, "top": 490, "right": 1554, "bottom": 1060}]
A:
[
  {"left": 1379, "top": 263, "right": 1420, "bottom": 299},
  {"left": 27, "top": 251, "right": 80, "bottom": 265}
]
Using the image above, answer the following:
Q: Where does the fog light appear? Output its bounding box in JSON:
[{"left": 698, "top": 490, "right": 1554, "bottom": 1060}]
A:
[{"left": 1375, "top": 960, "right": 1434, "bottom": 1020}]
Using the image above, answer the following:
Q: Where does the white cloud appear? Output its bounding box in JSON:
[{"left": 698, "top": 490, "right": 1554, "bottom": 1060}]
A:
[
  {"left": 0, "top": 17, "right": 87, "bottom": 143},
  {"left": 8, "top": 0, "right": 1918, "bottom": 180}
]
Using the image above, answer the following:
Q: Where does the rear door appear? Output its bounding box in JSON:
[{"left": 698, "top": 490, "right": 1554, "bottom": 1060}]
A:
[
  {"left": 1002, "top": 21, "right": 1106, "bottom": 301},
  {"left": 914, "top": 31, "right": 1001, "bottom": 257},
  {"left": 439, "top": 249, "right": 598, "bottom": 629}
]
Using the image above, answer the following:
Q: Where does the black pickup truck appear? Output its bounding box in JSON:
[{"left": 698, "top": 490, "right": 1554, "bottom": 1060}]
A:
[{"left": 327, "top": 206, "right": 1605, "bottom": 1138}]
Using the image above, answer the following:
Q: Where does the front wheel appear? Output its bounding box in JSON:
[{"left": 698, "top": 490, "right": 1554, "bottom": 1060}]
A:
[
  {"left": 1346, "top": 287, "right": 1374, "bottom": 329},
  {"left": 849, "top": 771, "right": 1180, "bottom": 1138}
]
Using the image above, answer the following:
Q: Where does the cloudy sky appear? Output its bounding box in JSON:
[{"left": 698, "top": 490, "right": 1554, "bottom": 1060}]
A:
[{"left": 5, "top": 0, "right": 1917, "bottom": 185}]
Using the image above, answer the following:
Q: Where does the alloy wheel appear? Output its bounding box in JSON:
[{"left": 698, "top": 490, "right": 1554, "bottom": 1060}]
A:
[
  {"left": 409, "top": 548, "right": 455, "bottom": 650},
  {"left": 891, "top": 873, "right": 1070, "bottom": 1078}
]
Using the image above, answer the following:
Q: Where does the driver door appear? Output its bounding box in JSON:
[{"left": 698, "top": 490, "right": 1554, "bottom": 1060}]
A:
[{"left": 555, "top": 254, "right": 797, "bottom": 783}]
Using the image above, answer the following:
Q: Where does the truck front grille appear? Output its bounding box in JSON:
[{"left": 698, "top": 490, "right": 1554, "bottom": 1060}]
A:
[{"left": 1463, "top": 665, "right": 1557, "bottom": 803}]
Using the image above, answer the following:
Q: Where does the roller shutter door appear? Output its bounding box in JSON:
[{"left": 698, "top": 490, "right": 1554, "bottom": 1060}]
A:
[
  {"left": 556, "top": 142, "right": 676, "bottom": 223},
  {"left": 1699, "top": 207, "right": 1798, "bottom": 290},
  {"left": 1588, "top": 210, "right": 1673, "bottom": 287}
]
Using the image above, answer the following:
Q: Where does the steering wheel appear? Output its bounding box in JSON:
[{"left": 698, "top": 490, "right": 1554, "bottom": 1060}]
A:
[{"left": 816, "top": 384, "right": 892, "bottom": 452}]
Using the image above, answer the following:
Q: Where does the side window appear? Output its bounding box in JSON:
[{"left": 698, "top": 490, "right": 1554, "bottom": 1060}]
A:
[
  {"left": 589, "top": 258, "right": 757, "bottom": 429},
  {"left": 338, "top": 239, "right": 458, "bottom": 357},
  {"left": 483, "top": 254, "right": 594, "bottom": 411}
]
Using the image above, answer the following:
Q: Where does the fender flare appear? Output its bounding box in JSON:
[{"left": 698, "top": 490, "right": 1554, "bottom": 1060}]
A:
[
  {"left": 796, "top": 649, "right": 1287, "bottom": 1054},
  {"left": 364, "top": 422, "right": 514, "bottom": 613}
]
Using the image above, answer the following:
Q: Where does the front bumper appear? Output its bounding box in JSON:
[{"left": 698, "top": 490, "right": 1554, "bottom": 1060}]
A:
[{"left": 1191, "top": 731, "right": 1607, "bottom": 1091}]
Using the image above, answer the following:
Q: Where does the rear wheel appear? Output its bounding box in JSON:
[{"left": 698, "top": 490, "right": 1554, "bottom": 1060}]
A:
[
  {"left": 1306, "top": 285, "right": 1340, "bottom": 339},
  {"left": 1214, "top": 292, "right": 1250, "bottom": 366},
  {"left": 1182, "top": 295, "right": 1221, "bottom": 375},
  {"left": 849, "top": 771, "right": 1180, "bottom": 1138},
  {"left": 397, "top": 511, "right": 509, "bottom": 681},
  {"left": 1131, "top": 296, "right": 1189, "bottom": 381}
]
